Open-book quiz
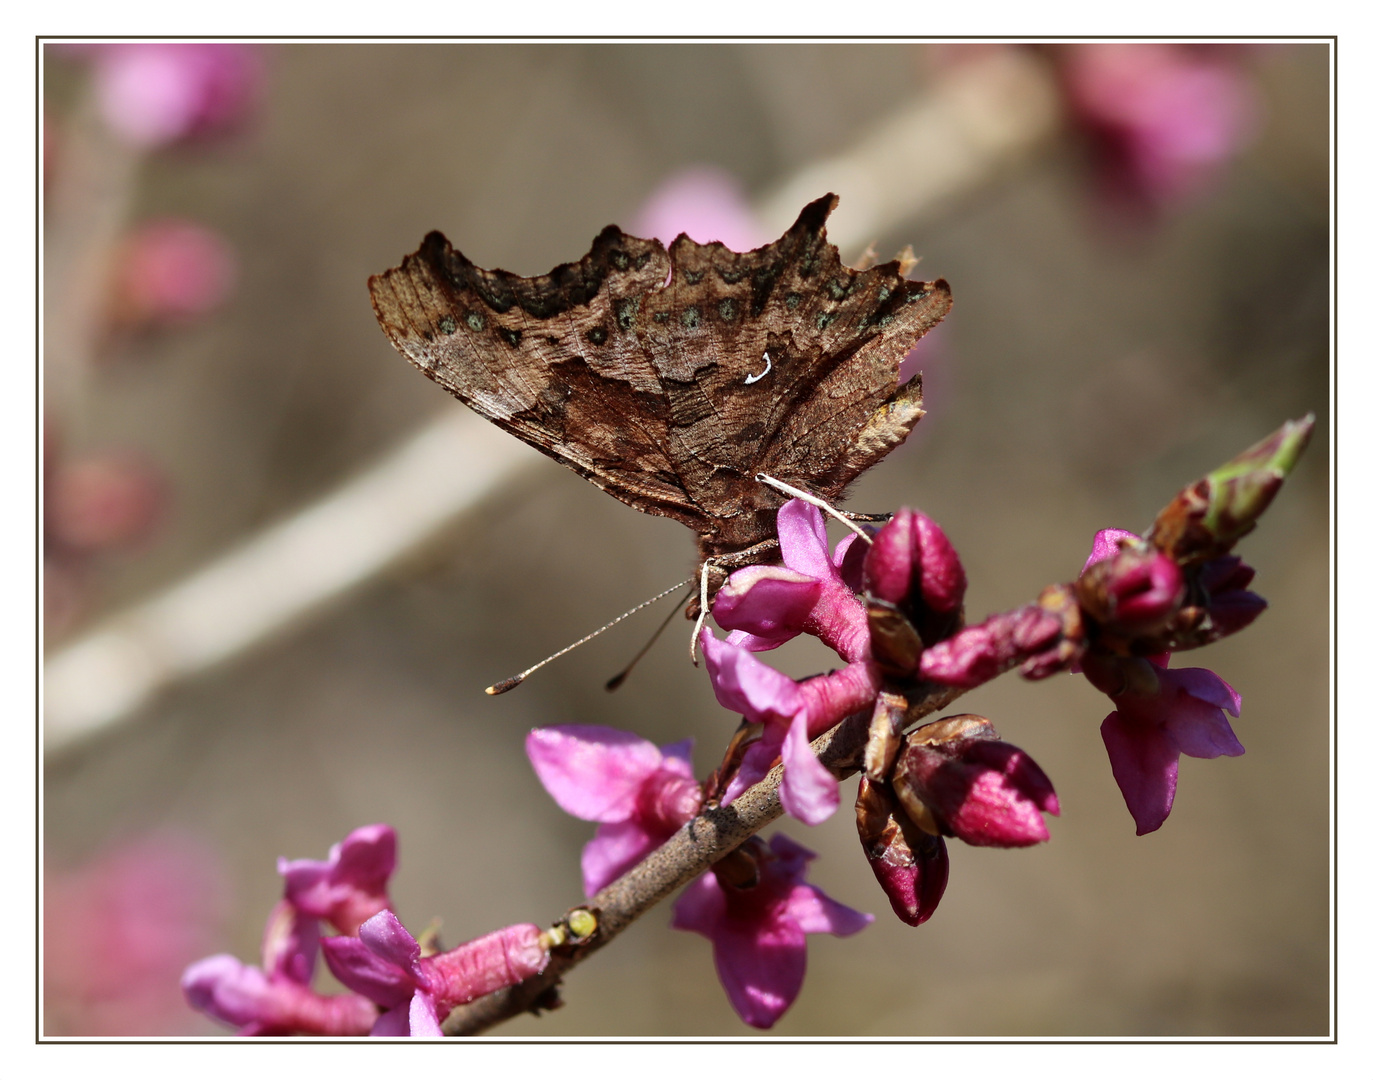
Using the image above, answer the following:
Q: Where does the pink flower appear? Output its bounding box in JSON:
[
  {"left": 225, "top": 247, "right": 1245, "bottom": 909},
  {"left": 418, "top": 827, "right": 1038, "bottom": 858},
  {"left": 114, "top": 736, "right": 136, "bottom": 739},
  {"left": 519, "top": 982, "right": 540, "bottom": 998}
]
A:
[
  {"left": 321, "top": 911, "right": 548, "bottom": 1036},
  {"left": 87, "top": 44, "right": 263, "bottom": 148},
  {"left": 702, "top": 631, "right": 878, "bottom": 825},
  {"left": 1057, "top": 44, "right": 1259, "bottom": 210},
  {"left": 526, "top": 726, "right": 702, "bottom": 896},
  {"left": 182, "top": 902, "right": 377, "bottom": 1037},
  {"left": 672, "top": 834, "right": 872, "bottom": 1029},
  {"left": 632, "top": 165, "right": 767, "bottom": 251},
  {"left": 278, "top": 823, "right": 396, "bottom": 935},
  {"left": 1075, "top": 529, "right": 1247, "bottom": 833},
  {"left": 108, "top": 219, "right": 237, "bottom": 329},
  {"left": 1087, "top": 654, "right": 1243, "bottom": 835},
  {"left": 184, "top": 825, "right": 400, "bottom": 1035},
  {"left": 712, "top": 499, "right": 870, "bottom": 661},
  {"left": 45, "top": 833, "right": 228, "bottom": 1035},
  {"left": 891, "top": 716, "right": 1060, "bottom": 848}
]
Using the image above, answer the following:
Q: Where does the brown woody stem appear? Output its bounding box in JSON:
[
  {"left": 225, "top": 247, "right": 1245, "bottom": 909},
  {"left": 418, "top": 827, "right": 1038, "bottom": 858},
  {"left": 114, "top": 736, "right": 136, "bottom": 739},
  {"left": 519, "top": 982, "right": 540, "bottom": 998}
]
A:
[{"left": 441, "top": 682, "right": 965, "bottom": 1036}]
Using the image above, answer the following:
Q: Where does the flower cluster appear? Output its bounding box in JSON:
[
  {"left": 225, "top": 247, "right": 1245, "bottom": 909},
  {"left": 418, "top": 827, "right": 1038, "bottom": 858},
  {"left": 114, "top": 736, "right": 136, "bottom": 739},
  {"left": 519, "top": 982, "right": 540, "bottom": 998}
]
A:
[
  {"left": 919, "top": 415, "right": 1312, "bottom": 832},
  {"left": 182, "top": 824, "right": 549, "bottom": 1037},
  {"left": 697, "top": 499, "right": 1061, "bottom": 927},
  {"left": 526, "top": 724, "right": 873, "bottom": 1028}
]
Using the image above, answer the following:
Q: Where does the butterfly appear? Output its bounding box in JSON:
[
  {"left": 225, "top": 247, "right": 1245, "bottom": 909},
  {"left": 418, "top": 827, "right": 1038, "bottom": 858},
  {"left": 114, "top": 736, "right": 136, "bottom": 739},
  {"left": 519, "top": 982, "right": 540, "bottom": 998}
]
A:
[{"left": 369, "top": 193, "right": 950, "bottom": 576}]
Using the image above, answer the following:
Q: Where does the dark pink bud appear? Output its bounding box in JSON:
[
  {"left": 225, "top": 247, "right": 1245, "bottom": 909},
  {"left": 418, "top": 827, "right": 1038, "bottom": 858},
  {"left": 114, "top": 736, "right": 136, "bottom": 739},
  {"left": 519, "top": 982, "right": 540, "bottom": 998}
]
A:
[
  {"left": 919, "top": 601, "right": 1066, "bottom": 688},
  {"left": 865, "top": 508, "right": 916, "bottom": 604},
  {"left": 856, "top": 777, "right": 949, "bottom": 927},
  {"left": 914, "top": 512, "right": 966, "bottom": 614},
  {"left": 865, "top": 509, "right": 967, "bottom": 614},
  {"left": 1078, "top": 547, "right": 1185, "bottom": 635},
  {"left": 891, "top": 716, "right": 1060, "bottom": 848}
]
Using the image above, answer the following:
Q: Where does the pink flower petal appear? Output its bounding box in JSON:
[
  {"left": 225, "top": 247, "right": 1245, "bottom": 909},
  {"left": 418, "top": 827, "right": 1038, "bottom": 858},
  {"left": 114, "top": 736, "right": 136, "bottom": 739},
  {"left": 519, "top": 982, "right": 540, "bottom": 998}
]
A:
[
  {"left": 320, "top": 935, "right": 413, "bottom": 1010},
  {"left": 1100, "top": 710, "right": 1180, "bottom": 835},
  {"left": 700, "top": 631, "right": 804, "bottom": 723},
  {"left": 670, "top": 872, "right": 727, "bottom": 937},
  {"left": 358, "top": 911, "right": 422, "bottom": 977},
  {"left": 370, "top": 1004, "right": 411, "bottom": 1037},
  {"left": 581, "top": 820, "right": 658, "bottom": 897},
  {"left": 865, "top": 509, "right": 916, "bottom": 603},
  {"left": 914, "top": 512, "right": 967, "bottom": 614},
  {"left": 406, "top": 990, "right": 443, "bottom": 1036},
  {"left": 779, "top": 714, "right": 839, "bottom": 826},
  {"left": 785, "top": 884, "right": 874, "bottom": 937},
  {"left": 1082, "top": 528, "right": 1140, "bottom": 573},
  {"left": 776, "top": 500, "right": 837, "bottom": 581},
  {"left": 181, "top": 955, "right": 271, "bottom": 1028},
  {"left": 711, "top": 916, "right": 808, "bottom": 1029},
  {"left": 1168, "top": 666, "right": 1242, "bottom": 716},
  {"left": 659, "top": 739, "right": 695, "bottom": 777},
  {"left": 711, "top": 565, "right": 821, "bottom": 643},
  {"left": 525, "top": 725, "right": 663, "bottom": 822}
]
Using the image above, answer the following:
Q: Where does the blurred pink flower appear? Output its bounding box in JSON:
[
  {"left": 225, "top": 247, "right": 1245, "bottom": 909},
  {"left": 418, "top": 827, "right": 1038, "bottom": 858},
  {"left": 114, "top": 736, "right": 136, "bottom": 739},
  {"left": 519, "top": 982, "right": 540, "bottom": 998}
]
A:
[
  {"left": 1056, "top": 44, "right": 1259, "bottom": 209},
  {"left": 45, "top": 449, "right": 166, "bottom": 555},
  {"left": 45, "top": 833, "right": 228, "bottom": 1035},
  {"left": 632, "top": 165, "right": 768, "bottom": 250},
  {"left": 85, "top": 43, "right": 262, "bottom": 148},
  {"left": 108, "top": 219, "right": 238, "bottom": 329},
  {"left": 526, "top": 725, "right": 702, "bottom": 896},
  {"left": 672, "top": 834, "right": 872, "bottom": 1029}
]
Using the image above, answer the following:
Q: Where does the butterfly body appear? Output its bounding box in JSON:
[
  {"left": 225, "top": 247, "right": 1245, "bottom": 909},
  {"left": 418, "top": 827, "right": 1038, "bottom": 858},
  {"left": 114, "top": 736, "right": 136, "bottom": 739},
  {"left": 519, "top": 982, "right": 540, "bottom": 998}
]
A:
[{"left": 369, "top": 194, "right": 951, "bottom": 568}]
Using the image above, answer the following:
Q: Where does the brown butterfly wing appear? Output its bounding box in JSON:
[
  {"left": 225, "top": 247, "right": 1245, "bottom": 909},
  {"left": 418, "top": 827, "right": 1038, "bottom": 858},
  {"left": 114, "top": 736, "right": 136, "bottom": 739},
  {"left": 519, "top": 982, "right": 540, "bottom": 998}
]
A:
[
  {"left": 369, "top": 224, "right": 712, "bottom": 533},
  {"left": 368, "top": 194, "right": 951, "bottom": 558}
]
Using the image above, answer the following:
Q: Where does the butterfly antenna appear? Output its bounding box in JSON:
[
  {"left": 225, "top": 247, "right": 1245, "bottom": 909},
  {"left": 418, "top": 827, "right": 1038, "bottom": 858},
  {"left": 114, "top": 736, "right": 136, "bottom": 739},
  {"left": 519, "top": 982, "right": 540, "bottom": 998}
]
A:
[
  {"left": 754, "top": 473, "right": 873, "bottom": 543},
  {"left": 604, "top": 588, "right": 691, "bottom": 691},
  {"left": 486, "top": 577, "right": 693, "bottom": 695}
]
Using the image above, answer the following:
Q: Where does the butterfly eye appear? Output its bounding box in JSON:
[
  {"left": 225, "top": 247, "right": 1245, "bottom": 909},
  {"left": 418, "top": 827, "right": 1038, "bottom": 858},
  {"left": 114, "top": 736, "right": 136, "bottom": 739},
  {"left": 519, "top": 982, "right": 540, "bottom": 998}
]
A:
[{"left": 743, "top": 352, "right": 773, "bottom": 385}]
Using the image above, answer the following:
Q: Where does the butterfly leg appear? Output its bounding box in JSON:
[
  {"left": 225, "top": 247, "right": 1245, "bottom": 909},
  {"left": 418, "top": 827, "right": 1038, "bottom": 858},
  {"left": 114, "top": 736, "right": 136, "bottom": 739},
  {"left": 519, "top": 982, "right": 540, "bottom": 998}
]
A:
[
  {"left": 687, "top": 538, "right": 782, "bottom": 665},
  {"left": 753, "top": 473, "right": 874, "bottom": 544}
]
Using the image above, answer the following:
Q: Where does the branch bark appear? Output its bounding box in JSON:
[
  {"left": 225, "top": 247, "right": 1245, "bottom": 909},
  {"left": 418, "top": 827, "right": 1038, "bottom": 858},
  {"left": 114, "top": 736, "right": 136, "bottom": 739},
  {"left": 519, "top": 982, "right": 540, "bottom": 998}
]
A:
[{"left": 442, "top": 682, "right": 965, "bottom": 1036}]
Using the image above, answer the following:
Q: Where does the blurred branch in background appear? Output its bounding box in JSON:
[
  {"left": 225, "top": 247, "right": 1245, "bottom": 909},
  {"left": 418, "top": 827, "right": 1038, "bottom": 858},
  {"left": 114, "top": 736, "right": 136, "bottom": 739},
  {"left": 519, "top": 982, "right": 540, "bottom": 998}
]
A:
[{"left": 42, "top": 48, "right": 1064, "bottom": 759}]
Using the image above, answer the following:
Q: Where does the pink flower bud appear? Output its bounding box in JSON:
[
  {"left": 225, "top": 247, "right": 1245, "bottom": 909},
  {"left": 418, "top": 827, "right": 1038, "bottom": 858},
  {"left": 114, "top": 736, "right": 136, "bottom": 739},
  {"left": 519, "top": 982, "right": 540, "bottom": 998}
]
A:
[
  {"left": 855, "top": 777, "right": 949, "bottom": 927},
  {"left": 891, "top": 716, "right": 1060, "bottom": 848},
  {"left": 1078, "top": 546, "right": 1185, "bottom": 635}
]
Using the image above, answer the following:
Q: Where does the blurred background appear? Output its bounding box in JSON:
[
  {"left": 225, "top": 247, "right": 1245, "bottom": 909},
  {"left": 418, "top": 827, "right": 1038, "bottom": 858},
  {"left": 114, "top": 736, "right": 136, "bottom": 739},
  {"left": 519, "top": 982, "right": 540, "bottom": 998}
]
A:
[{"left": 41, "top": 42, "right": 1329, "bottom": 1037}]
